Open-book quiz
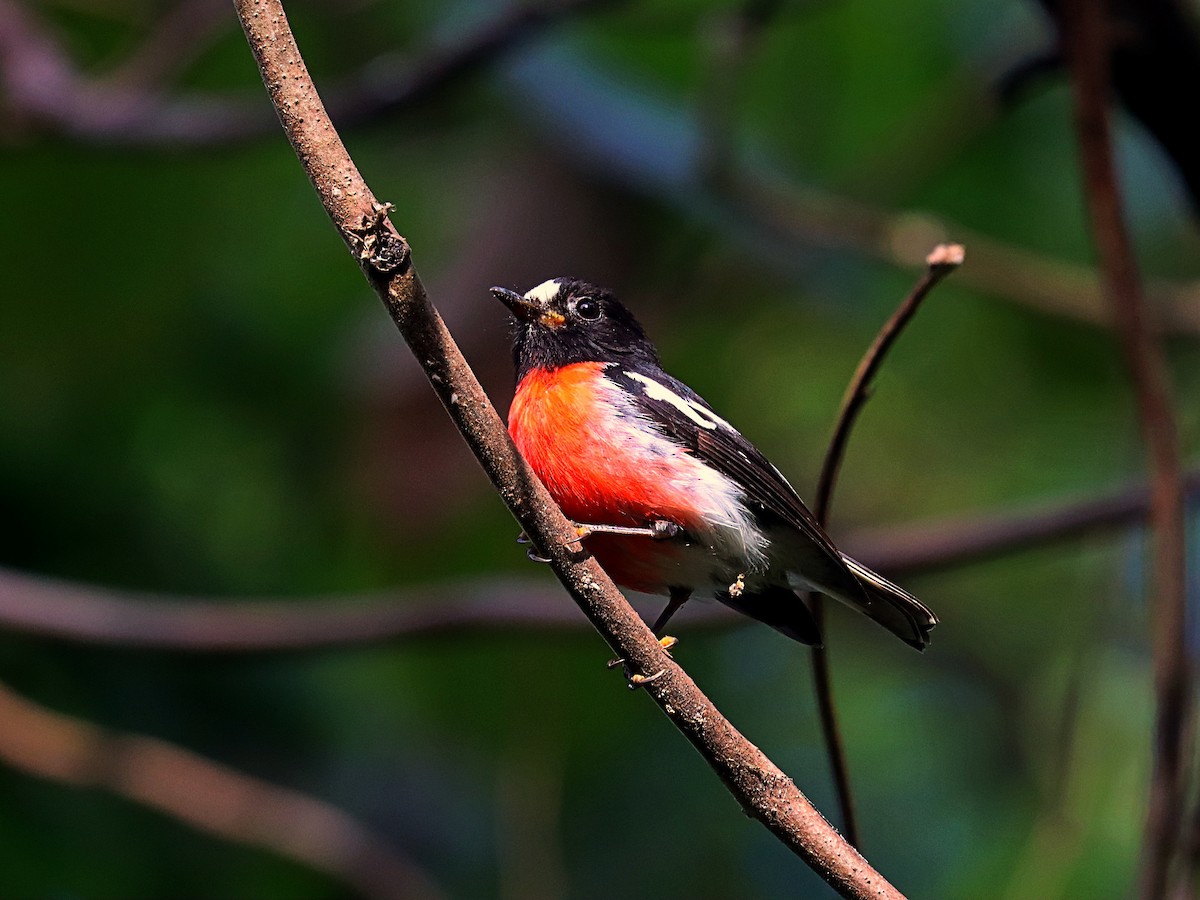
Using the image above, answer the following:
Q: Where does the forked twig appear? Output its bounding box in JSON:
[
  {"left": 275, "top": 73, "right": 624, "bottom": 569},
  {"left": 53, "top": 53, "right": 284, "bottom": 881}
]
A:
[{"left": 808, "top": 244, "right": 964, "bottom": 846}]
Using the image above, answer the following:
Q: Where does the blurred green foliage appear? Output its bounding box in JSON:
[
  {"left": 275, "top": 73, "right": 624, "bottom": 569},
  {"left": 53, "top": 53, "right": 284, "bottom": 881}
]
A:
[{"left": 1, "top": 0, "right": 1198, "bottom": 897}]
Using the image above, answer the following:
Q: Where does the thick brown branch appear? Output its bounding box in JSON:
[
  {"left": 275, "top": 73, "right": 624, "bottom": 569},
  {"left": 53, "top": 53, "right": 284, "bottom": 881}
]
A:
[
  {"left": 231, "top": 1, "right": 904, "bottom": 896},
  {"left": 807, "top": 245, "right": 963, "bottom": 847},
  {"left": 1058, "top": 2, "right": 1192, "bottom": 897},
  {"left": 0, "top": 679, "right": 442, "bottom": 900}
]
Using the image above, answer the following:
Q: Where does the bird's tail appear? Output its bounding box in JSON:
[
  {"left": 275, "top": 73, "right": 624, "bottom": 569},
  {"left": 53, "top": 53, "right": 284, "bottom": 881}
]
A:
[{"left": 835, "top": 555, "right": 938, "bottom": 651}]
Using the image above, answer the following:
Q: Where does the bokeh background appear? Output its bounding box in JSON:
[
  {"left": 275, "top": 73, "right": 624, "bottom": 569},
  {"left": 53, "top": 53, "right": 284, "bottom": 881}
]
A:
[{"left": 2, "top": 0, "right": 1199, "bottom": 897}]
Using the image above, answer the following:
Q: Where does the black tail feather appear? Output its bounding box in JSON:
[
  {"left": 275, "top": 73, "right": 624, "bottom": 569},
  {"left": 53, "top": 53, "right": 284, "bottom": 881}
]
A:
[
  {"left": 834, "top": 554, "right": 938, "bottom": 651},
  {"left": 718, "top": 586, "right": 823, "bottom": 647},
  {"left": 716, "top": 558, "right": 937, "bottom": 651}
]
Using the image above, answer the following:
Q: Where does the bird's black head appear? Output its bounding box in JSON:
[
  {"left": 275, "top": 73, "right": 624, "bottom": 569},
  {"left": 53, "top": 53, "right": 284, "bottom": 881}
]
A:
[{"left": 491, "top": 278, "right": 660, "bottom": 380}]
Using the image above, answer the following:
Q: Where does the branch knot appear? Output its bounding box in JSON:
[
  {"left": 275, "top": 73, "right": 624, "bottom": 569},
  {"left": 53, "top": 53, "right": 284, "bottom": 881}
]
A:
[{"left": 347, "top": 201, "right": 411, "bottom": 278}]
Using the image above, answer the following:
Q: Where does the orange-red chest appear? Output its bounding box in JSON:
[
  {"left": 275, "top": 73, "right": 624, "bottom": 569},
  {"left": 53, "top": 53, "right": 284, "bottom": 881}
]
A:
[
  {"left": 508, "top": 363, "right": 711, "bottom": 593},
  {"left": 509, "top": 362, "right": 643, "bottom": 525}
]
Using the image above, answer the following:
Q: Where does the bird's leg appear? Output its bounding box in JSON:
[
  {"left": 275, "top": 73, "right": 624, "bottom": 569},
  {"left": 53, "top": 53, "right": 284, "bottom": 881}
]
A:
[
  {"left": 570, "top": 519, "right": 682, "bottom": 543},
  {"left": 608, "top": 588, "right": 690, "bottom": 683},
  {"left": 523, "top": 520, "right": 681, "bottom": 562},
  {"left": 651, "top": 588, "right": 690, "bottom": 648}
]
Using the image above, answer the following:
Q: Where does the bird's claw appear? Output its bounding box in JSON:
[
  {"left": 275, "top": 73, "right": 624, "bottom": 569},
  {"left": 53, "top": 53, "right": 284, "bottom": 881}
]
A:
[
  {"left": 516, "top": 531, "right": 551, "bottom": 563},
  {"left": 606, "top": 635, "right": 677, "bottom": 691},
  {"left": 628, "top": 669, "right": 666, "bottom": 689}
]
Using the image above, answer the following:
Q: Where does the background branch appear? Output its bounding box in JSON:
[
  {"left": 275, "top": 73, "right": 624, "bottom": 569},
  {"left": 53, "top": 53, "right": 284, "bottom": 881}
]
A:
[
  {"left": 232, "top": 1, "right": 905, "bottom": 896},
  {"left": 0, "top": 679, "right": 442, "bottom": 900},
  {"left": 1057, "top": 1, "right": 1192, "bottom": 896},
  {"left": 2, "top": 469, "right": 1195, "bottom": 652},
  {"left": 0, "top": 0, "right": 607, "bottom": 144},
  {"left": 2, "top": 1, "right": 1196, "bottom": 895},
  {"left": 5, "top": 0, "right": 1199, "bottom": 336}
]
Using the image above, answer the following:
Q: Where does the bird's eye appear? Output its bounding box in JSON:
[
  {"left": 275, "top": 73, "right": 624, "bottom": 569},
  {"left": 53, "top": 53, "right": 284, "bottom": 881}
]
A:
[{"left": 575, "top": 297, "right": 601, "bottom": 320}]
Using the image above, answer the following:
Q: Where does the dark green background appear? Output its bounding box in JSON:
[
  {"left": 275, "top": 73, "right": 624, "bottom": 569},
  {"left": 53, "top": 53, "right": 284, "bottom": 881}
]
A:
[{"left": 2, "top": 0, "right": 1198, "bottom": 897}]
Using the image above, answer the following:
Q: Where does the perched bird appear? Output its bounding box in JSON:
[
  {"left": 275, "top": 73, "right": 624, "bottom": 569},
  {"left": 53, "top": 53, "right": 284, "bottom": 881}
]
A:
[{"left": 491, "top": 278, "right": 937, "bottom": 650}]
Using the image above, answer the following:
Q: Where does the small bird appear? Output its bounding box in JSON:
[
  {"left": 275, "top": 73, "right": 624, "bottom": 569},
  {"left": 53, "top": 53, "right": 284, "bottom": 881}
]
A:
[{"left": 492, "top": 278, "right": 938, "bottom": 651}]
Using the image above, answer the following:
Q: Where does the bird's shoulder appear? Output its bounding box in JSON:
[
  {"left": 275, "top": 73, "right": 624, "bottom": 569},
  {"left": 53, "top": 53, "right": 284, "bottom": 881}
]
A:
[
  {"left": 601, "top": 362, "right": 867, "bottom": 601},
  {"left": 602, "top": 363, "right": 821, "bottom": 535}
]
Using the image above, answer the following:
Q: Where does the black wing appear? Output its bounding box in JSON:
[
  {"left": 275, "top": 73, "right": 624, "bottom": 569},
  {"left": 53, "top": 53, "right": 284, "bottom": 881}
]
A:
[{"left": 606, "top": 364, "right": 866, "bottom": 603}]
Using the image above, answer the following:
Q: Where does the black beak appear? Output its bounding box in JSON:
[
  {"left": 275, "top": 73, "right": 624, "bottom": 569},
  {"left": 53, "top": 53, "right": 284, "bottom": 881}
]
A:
[{"left": 490, "top": 286, "right": 541, "bottom": 322}]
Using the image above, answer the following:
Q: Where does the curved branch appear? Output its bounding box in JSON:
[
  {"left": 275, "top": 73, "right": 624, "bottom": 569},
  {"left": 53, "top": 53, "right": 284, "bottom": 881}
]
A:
[
  {"left": 231, "top": 1, "right": 903, "bottom": 896},
  {"left": 814, "top": 244, "right": 965, "bottom": 523},
  {"left": 807, "top": 244, "right": 963, "bottom": 847},
  {"left": 0, "top": 679, "right": 442, "bottom": 900}
]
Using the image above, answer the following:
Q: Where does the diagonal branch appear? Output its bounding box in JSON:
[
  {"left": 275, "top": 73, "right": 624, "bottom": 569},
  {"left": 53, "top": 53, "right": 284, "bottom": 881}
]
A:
[
  {"left": 0, "top": 679, "right": 442, "bottom": 900},
  {"left": 231, "top": 1, "right": 905, "bottom": 895},
  {"left": 1057, "top": 1, "right": 1192, "bottom": 897},
  {"left": 806, "top": 244, "right": 963, "bottom": 847}
]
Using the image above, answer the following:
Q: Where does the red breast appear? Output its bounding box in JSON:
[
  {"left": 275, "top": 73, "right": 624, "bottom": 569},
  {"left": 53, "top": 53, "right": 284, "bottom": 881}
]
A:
[{"left": 508, "top": 362, "right": 705, "bottom": 593}]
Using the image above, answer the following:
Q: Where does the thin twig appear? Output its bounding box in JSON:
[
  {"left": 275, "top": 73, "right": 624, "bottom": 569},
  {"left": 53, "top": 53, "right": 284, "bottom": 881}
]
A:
[
  {"left": 0, "top": 679, "right": 443, "bottom": 900},
  {"left": 231, "top": 1, "right": 905, "bottom": 896},
  {"left": 815, "top": 244, "right": 966, "bottom": 521},
  {"left": 807, "top": 244, "right": 964, "bottom": 846},
  {"left": 1058, "top": 2, "right": 1191, "bottom": 897}
]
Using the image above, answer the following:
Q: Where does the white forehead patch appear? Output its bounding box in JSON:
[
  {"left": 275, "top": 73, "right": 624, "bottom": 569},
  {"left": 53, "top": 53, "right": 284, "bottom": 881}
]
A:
[
  {"left": 626, "top": 371, "right": 733, "bottom": 431},
  {"left": 524, "top": 279, "right": 563, "bottom": 305}
]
